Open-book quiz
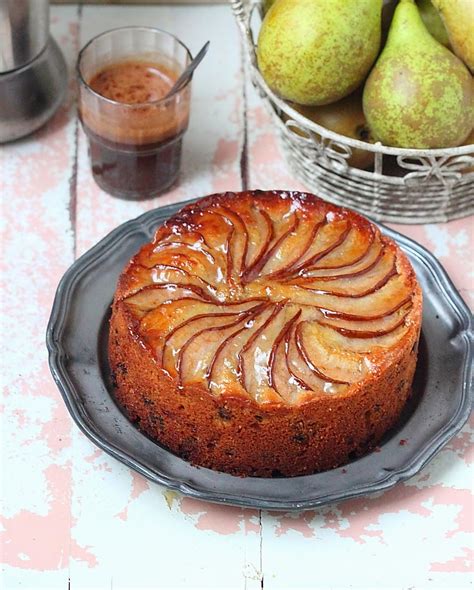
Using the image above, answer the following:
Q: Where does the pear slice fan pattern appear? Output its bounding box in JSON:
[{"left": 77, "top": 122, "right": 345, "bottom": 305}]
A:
[{"left": 109, "top": 191, "right": 422, "bottom": 477}]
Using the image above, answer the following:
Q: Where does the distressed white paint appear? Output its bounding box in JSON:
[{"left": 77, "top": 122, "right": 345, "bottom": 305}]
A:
[{"left": 1, "top": 4, "right": 472, "bottom": 590}]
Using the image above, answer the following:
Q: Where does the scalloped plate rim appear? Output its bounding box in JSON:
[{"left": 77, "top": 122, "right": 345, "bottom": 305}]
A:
[{"left": 46, "top": 195, "right": 473, "bottom": 511}]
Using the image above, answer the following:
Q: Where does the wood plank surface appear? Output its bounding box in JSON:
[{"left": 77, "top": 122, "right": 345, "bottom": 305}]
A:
[
  {"left": 1, "top": 3, "right": 472, "bottom": 589},
  {"left": 1, "top": 8, "right": 80, "bottom": 589}
]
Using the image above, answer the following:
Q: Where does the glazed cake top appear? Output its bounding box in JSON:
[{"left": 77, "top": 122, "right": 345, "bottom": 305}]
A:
[{"left": 116, "top": 191, "right": 422, "bottom": 405}]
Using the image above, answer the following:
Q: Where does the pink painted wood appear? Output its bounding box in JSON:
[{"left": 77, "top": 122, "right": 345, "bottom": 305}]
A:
[{"left": 1, "top": 5, "right": 472, "bottom": 589}]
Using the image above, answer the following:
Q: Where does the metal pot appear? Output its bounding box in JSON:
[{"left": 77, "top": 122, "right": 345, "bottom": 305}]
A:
[
  {"left": 0, "top": 0, "right": 67, "bottom": 142},
  {"left": 0, "top": 0, "right": 50, "bottom": 73}
]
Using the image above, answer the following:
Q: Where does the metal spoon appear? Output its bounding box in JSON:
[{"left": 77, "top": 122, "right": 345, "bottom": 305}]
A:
[{"left": 169, "top": 41, "right": 210, "bottom": 95}]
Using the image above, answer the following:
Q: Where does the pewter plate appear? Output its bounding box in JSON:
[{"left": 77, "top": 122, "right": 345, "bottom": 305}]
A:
[{"left": 46, "top": 198, "right": 473, "bottom": 510}]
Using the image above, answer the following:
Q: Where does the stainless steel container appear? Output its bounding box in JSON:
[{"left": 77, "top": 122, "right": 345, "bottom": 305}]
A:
[
  {"left": 0, "top": 0, "right": 49, "bottom": 73},
  {"left": 0, "top": 0, "right": 67, "bottom": 142}
]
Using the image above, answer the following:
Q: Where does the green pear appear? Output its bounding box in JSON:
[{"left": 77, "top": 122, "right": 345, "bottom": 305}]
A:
[
  {"left": 363, "top": 0, "right": 473, "bottom": 148},
  {"left": 431, "top": 0, "right": 474, "bottom": 72},
  {"left": 417, "top": 0, "right": 450, "bottom": 46},
  {"left": 382, "top": 0, "right": 399, "bottom": 45},
  {"left": 257, "top": 0, "right": 382, "bottom": 106}
]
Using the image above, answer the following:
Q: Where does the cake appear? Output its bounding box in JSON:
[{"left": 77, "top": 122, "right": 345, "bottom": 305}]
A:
[{"left": 109, "top": 190, "right": 422, "bottom": 477}]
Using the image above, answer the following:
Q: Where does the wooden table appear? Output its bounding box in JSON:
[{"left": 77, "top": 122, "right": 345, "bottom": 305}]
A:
[{"left": 1, "top": 4, "right": 472, "bottom": 589}]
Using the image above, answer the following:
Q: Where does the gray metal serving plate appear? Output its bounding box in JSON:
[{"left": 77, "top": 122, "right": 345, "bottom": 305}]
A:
[{"left": 46, "top": 195, "right": 473, "bottom": 511}]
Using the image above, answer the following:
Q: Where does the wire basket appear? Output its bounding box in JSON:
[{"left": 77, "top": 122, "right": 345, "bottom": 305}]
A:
[{"left": 230, "top": 0, "right": 474, "bottom": 224}]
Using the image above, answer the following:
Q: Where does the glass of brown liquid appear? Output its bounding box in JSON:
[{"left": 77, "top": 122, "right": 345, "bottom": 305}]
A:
[{"left": 77, "top": 27, "right": 192, "bottom": 199}]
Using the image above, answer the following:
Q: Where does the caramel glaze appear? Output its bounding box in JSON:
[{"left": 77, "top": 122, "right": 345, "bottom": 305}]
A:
[
  {"left": 114, "top": 190, "right": 422, "bottom": 405},
  {"left": 109, "top": 191, "right": 422, "bottom": 476}
]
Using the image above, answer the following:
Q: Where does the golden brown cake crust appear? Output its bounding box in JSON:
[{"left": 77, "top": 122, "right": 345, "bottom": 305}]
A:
[{"left": 109, "top": 190, "right": 422, "bottom": 477}]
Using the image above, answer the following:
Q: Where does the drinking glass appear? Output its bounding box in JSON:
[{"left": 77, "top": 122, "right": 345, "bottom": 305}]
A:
[{"left": 77, "top": 26, "right": 192, "bottom": 199}]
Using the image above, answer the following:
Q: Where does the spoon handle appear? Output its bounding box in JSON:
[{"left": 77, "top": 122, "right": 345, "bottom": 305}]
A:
[{"left": 171, "top": 41, "right": 210, "bottom": 95}]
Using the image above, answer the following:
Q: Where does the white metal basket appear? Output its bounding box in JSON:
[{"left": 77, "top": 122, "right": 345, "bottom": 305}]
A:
[{"left": 230, "top": 0, "right": 474, "bottom": 224}]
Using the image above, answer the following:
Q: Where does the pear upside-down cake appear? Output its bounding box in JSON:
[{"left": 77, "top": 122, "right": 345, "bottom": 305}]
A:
[{"left": 109, "top": 190, "right": 422, "bottom": 477}]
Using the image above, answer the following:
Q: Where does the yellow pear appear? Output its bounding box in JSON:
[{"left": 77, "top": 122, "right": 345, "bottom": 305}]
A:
[
  {"left": 363, "top": 0, "right": 473, "bottom": 148},
  {"left": 287, "top": 91, "right": 375, "bottom": 169},
  {"left": 257, "top": 0, "right": 382, "bottom": 106},
  {"left": 431, "top": 0, "right": 474, "bottom": 71}
]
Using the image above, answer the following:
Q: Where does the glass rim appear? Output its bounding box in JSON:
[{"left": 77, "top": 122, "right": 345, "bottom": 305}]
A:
[{"left": 76, "top": 25, "right": 193, "bottom": 109}]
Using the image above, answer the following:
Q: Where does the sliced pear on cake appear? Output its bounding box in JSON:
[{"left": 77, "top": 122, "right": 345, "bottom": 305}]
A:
[
  {"left": 303, "top": 238, "right": 384, "bottom": 279},
  {"left": 239, "top": 302, "right": 289, "bottom": 402},
  {"left": 298, "top": 248, "right": 397, "bottom": 297},
  {"left": 242, "top": 206, "right": 274, "bottom": 271},
  {"left": 260, "top": 214, "right": 325, "bottom": 277},
  {"left": 285, "top": 273, "right": 411, "bottom": 317},
  {"left": 312, "top": 223, "right": 375, "bottom": 270},
  {"left": 208, "top": 304, "right": 274, "bottom": 397},
  {"left": 296, "top": 321, "right": 366, "bottom": 383},
  {"left": 211, "top": 205, "right": 249, "bottom": 279},
  {"left": 286, "top": 218, "right": 350, "bottom": 276}
]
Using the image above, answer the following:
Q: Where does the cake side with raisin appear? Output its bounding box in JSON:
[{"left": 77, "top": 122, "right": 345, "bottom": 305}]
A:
[{"left": 109, "top": 190, "right": 422, "bottom": 477}]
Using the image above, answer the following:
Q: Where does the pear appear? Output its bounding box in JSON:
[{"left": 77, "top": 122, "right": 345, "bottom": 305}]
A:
[
  {"left": 363, "top": 0, "right": 473, "bottom": 149},
  {"left": 431, "top": 0, "right": 474, "bottom": 72},
  {"left": 418, "top": 0, "right": 450, "bottom": 46},
  {"left": 287, "top": 90, "right": 375, "bottom": 169},
  {"left": 382, "top": 0, "right": 448, "bottom": 46},
  {"left": 382, "top": 0, "right": 399, "bottom": 44},
  {"left": 257, "top": 0, "right": 382, "bottom": 106}
]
